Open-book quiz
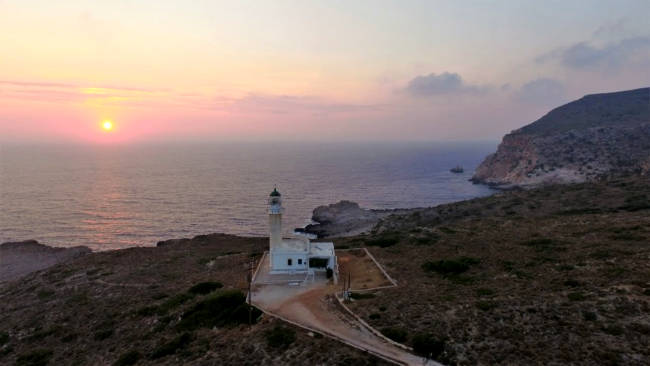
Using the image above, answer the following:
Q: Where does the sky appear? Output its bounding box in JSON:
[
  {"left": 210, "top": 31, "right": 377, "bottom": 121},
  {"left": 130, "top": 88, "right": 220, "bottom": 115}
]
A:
[{"left": 0, "top": 0, "right": 649, "bottom": 143}]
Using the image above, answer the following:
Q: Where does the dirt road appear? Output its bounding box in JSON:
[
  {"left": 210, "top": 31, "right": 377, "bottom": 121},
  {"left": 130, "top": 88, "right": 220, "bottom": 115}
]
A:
[{"left": 252, "top": 283, "right": 442, "bottom": 366}]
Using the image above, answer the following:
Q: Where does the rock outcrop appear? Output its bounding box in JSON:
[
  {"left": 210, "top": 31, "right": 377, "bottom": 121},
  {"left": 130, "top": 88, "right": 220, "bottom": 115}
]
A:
[
  {"left": 298, "top": 201, "right": 417, "bottom": 238},
  {"left": 0, "top": 240, "right": 90, "bottom": 283},
  {"left": 299, "top": 201, "right": 380, "bottom": 238},
  {"left": 472, "top": 87, "right": 650, "bottom": 188}
]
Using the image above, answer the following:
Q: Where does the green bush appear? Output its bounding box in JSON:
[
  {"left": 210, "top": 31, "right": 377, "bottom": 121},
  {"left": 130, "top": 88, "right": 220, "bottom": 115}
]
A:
[
  {"left": 421, "top": 257, "right": 479, "bottom": 276},
  {"left": 476, "top": 288, "right": 495, "bottom": 297},
  {"left": 157, "top": 293, "right": 195, "bottom": 314},
  {"left": 475, "top": 301, "right": 497, "bottom": 311},
  {"left": 0, "top": 332, "right": 8, "bottom": 346},
  {"left": 265, "top": 326, "right": 296, "bottom": 349},
  {"left": 150, "top": 333, "right": 193, "bottom": 359},
  {"left": 349, "top": 292, "right": 375, "bottom": 300},
  {"left": 369, "top": 313, "right": 381, "bottom": 320},
  {"left": 583, "top": 311, "right": 597, "bottom": 321},
  {"left": 412, "top": 333, "right": 445, "bottom": 359},
  {"left": 366, "top": 234, "right": 400, "bottom": 248},
  {"left": 177, "top": 290, "right": 260, "bottom": 330},
  {"left": 188, "top": 281, "right": 223, "bottom": 295},
  {"left": 16, "top": 349, "right": 53, "bottom": 366},
  {"left": 568, "top": 292, "right": 586, "bottom": 301},
  {"left": 113, "top": 350, "right": 141, "bottom": 366},
  {"left": 381, "top": 327, "right": 408, "bottom": 343}
]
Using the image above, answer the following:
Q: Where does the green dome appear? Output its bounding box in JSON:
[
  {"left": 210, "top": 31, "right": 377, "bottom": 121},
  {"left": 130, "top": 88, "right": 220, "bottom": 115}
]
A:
[{"left": 270, "top": 188, "right": 281, "bottom": 197}]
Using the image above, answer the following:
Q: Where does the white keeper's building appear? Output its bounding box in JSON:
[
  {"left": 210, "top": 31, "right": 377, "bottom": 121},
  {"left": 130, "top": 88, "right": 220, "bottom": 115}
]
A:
[{"left": 267, "top": 188, "right": 337, "bottom": 279}]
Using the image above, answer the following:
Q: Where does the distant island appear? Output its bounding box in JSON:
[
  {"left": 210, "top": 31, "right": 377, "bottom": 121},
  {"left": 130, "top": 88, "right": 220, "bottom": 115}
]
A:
[{"left": 472, "top": 87, "right": 650, "bottom": 188}]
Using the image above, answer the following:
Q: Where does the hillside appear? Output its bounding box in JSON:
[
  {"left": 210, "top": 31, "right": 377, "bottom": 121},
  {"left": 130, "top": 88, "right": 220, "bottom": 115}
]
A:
[
  {"left": 334, "top": 177, "right": 650, "bottom": 365},
  {"left": 472, "top": 87, "right": 650, "bottom": 187},
  {"left": 0, "top": 234, "right": 385, "bottom": 366}
]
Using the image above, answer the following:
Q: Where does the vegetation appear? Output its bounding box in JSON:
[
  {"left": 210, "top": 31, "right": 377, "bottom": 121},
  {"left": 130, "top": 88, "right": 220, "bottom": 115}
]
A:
[
  {"left": 380, "top": 327, "right": 408, "bottom": 343},
  {"left": 365, "top": 233, "right": 400, "bottom": 248},
  {"left": 188, "top": 281, "right": 223, "bottom": 295},
  {"left": 113, "top": 350, "right": 141, "bottom": 366},
  {"left": 349, "top": 292, "right": 376, "bottom": 300},
  {"left": 412, "top": 334, "right": 445, "bottom": 359},
  {"left": 265, "top": 326, "right": 296, "bottom": 349},
  {"left": 15, "top": 349, "right": 53, "bottom": 366},
  {"left": 421, "top": 257, "right": 479, "bottom": 276},
  {"left": 150, "top": 332, "right": 193, "bottom": 359},
  {"left": 177, "top": 290, "right": 259, "bottom": 330}
]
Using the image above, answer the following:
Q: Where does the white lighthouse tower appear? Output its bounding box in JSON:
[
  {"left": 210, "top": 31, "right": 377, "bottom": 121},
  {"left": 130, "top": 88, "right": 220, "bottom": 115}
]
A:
[
  {"left": 266, "top": 187, "right": 337, "bottom": 281},
  {"left": 268, "top": 187, "right": 283, "bottom": 253}
]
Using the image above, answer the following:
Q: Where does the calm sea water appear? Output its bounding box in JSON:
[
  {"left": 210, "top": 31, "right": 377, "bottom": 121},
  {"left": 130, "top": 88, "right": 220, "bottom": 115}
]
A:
[{"left": 1, "top": 142, "right": 496, "bottom": 251}]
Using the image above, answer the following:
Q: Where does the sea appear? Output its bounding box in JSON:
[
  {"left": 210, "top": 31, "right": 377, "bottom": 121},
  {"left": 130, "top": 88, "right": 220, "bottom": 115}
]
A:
[{"left": 0, "top": 142, "right": 496, "bottom": 251}]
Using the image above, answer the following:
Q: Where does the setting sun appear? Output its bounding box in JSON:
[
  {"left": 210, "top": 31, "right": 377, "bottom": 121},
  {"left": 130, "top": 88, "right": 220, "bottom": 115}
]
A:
[{"left": 102, "top": 121, "right": 113, "bottom": 131}]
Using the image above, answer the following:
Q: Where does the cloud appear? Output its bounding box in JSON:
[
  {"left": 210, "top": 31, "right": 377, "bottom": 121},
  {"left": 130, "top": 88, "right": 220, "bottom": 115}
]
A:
[
  {"left": 537, "top": 36, "right": 650, "bottom": 72},
  {"left": 513, "top": 78, "right": 566, "bottom": 106},
  {"left": 405, "top": 72, "right": 483, "bottom": 96}
]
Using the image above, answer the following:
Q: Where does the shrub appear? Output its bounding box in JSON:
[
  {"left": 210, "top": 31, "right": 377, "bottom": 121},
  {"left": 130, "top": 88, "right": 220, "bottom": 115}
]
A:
[
  {"left": 476, "top": 288, "right": 495, "bottom": 297},
  {"left": 36, "top": 290, "right": 55, "bottom": 300},
  {"left": 412, "top": 333, "right": 445, "bottom": 359},
  {"left": 0, "top": 332, "right": 8, "bottom": 346},
  {"left": 188, "top": 281, "right": 223, "bottom": 295},
  {"left": 151, "top": 333, "right": 193, "bottom": 359},
  {"left": 177, "top": 290, "right": 260, "bottom": 330},
  {"left": 349, "top": 292, "right": 375, "bottom": 300},
  {"left": 265, "top": 326, "right": 296, "bottom": 349},
  {"left": 369, "top": 313, "right": 381, "bottom": 320},
  {"left": 568, "top": 292, "right": 586, "bottom": 301},
  {"left": 113, "top": 350, "right": 141, "bottom": 366},
  {"left": 326, "top": 267, "right": 333, "bottom": 279},
  {"left": 366, "top": 234, "right": 400, "bottom": 248},
  {"left": 564, "top": 279, "right": 581, "bottom": 287},
  {"left": 94, "top": 328, "right": 113, "bottom": 341},
  {"left": 157, "top": 293, "right": 195, "bottom": 314},
  {"left": 381, "top": 327, "right": 408, "bottom": 343},
  {"left": 421, "top": 257, "right": 479, "bottom": 276},
  {"left": 583, "top": 311, "right": 597, "bottom": 321},
  {"left": 475, "top": 301, "right": 497, "bottom": 311},
  {"left": 16, "top": 349, "right": 53, "bottom": 366}
]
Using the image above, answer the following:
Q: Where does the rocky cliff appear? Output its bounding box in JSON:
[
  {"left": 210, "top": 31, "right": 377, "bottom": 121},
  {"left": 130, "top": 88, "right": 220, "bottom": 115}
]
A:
[{"left": 472, "top": 87, "right": 650, "bottom": 187}]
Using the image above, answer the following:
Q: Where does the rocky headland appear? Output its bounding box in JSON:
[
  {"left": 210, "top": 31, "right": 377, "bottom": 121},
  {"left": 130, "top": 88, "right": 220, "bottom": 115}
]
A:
[
  {"left": 472, "top": 87, "right": 650, "bottom": 188},
  {"left": 297, "top": 200, "right": 416, "bottom": 238}
]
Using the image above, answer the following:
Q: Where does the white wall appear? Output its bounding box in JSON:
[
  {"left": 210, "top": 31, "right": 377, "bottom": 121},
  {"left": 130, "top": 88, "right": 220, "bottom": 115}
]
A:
[{"left": 270, "top": 251, "right": 308, "bottom": 272}]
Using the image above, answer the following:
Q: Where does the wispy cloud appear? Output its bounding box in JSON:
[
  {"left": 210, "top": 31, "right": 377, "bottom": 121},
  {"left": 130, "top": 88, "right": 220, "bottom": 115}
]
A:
[
  {"left": 404, "top": 72, "right": 485, "bottom": 97},
  {"left": 536, "top": 36, "right": 650, "bottom": 72}
]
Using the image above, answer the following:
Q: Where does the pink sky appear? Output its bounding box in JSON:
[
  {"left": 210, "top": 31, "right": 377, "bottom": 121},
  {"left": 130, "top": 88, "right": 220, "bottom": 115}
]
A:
[{"left": 1, "top": 1, "right": 649, "bottom": 143}]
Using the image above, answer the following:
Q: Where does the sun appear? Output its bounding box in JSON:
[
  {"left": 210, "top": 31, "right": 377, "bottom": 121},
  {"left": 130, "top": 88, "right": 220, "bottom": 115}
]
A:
[{"left": 102, "top": 121, "right": 113, "bottom": 131}]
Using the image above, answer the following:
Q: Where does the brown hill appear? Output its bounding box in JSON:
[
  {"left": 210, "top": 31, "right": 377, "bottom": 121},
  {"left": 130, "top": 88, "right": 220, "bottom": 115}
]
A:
[{"left": 472, "top": 88, "right": 650, "bottom": 187}]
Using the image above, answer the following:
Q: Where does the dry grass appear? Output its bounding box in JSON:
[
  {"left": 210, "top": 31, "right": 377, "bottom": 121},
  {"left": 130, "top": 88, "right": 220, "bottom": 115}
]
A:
[{"left": 337, "top": 249, "right": 393, "bottom": 290}]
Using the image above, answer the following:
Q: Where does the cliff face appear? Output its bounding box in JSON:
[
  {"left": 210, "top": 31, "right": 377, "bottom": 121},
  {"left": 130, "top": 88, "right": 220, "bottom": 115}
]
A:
[{"left": 473, "top": 88, "right": 650, "bottom": 187}]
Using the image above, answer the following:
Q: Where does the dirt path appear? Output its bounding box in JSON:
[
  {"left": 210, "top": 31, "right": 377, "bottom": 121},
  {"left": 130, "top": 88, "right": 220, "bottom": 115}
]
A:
[{"left": 253, "top": 283, "right": 442, "bottom": 366}]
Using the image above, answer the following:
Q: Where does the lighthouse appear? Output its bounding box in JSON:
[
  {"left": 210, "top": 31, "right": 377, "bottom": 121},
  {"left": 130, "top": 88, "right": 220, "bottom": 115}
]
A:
[
  {"left": 268, "top": 187, "right": 283, "bottom": 252},
  {"left": 266, "top": 187, "right": 337, "bottom": 282}
]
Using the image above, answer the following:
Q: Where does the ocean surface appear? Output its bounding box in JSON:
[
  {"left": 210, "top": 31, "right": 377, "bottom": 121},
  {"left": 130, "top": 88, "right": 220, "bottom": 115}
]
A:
[{"left": 1, "top": 142, "right": 496, "bottom": 251}]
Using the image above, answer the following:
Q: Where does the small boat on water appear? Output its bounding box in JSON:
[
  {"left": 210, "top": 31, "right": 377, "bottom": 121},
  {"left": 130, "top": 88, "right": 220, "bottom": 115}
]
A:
[{"left": 450, "top": 165, "right": 464, "bottom": 173}]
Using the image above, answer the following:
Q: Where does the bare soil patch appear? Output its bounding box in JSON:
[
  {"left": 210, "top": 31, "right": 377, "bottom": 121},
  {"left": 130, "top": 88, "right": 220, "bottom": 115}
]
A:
[{"left": 338, "top": 249, "right": 393, "bottom": 290}]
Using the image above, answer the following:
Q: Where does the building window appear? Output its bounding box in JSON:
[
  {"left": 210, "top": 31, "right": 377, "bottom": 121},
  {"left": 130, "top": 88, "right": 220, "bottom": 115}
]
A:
[
  {"left": 298, "top": 258, "right": 303, "bottom": 265},
  {"left": 287, "top": 258, "right": 292, "bottom": 266}
]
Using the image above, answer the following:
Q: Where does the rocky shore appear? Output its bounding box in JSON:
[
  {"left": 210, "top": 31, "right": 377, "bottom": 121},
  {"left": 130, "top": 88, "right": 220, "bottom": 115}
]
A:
[{"left": 296, "top": 200, "right": 417, "bottom": 238}]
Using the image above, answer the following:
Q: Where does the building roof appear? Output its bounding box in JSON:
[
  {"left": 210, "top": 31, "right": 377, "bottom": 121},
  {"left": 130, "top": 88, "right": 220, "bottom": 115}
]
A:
[
  {"left": 309, "top": 242, "right": 335, "bottom": 257},
  {"left": 270, "top": 188, "right": 281, "bottom": 197}
]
